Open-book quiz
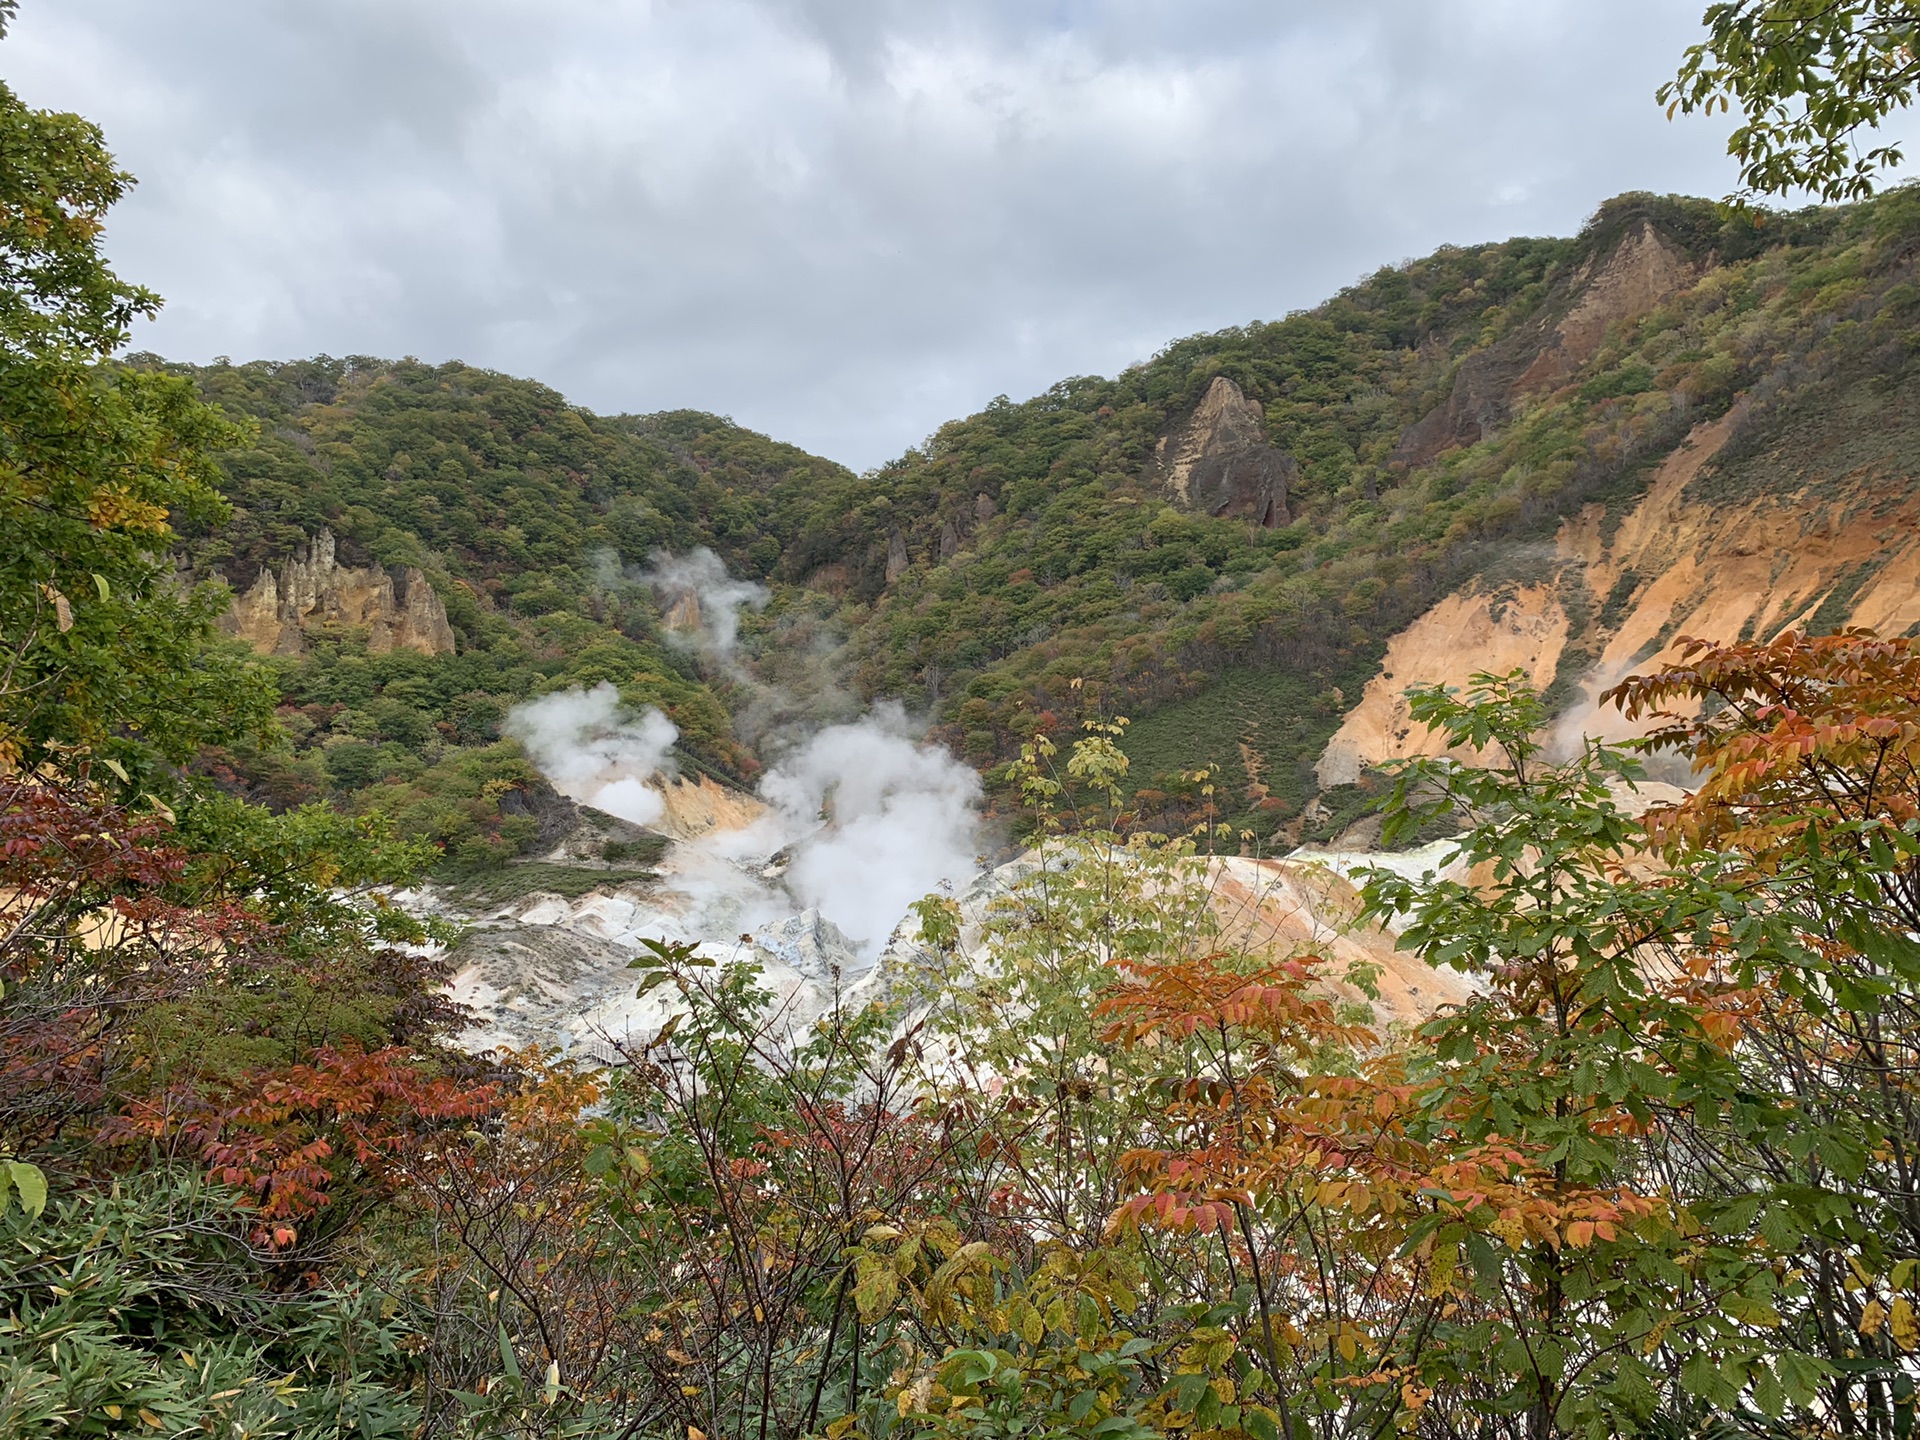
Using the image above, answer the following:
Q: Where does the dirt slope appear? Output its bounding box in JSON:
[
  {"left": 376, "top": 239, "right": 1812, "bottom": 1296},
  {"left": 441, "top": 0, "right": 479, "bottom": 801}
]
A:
[
  {"left": 1322, "top": 383, "right": 1920, "bottom": 781},
  {"left": 1206, "top": 856, "right": 1474, "bottom": 1029}
]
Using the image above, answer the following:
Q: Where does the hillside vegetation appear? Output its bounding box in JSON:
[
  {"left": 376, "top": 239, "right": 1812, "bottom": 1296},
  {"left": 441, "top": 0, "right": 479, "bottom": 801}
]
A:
[
  {"left": 25, "top": 9, "right": 1920, "bottom": 1435},
  {"left": 167, "top": 187, "right": 1920, "bottom": 847}
]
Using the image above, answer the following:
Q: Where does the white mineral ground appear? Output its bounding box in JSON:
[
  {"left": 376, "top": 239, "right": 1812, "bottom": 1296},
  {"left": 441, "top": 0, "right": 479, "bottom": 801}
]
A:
[{"left": 407, "top": 747, "right": 1690, "bottom": 1060}]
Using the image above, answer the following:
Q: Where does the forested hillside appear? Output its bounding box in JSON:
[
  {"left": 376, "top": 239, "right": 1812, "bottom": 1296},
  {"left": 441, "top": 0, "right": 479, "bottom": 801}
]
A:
[
  {"left": 26, "top": 2, "right": 1920, "bottom": 1435},
  {"left": 166, "top": 186, "right": 1920, "bottom": 849},
  {"left": 157, "top": 357, "right": 865, "bottom": 863}
]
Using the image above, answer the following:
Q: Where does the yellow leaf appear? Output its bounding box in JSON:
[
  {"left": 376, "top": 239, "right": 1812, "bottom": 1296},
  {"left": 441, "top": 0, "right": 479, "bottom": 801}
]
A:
[
  {"left": 86, "top": 486, "right": 170, "bottom": 535},
  {"left": 140, "top": 1411, "right": 164, "bottom": 1430},
  {"left": 1861, "top": 1298, "right": 1887, "bottom": 1336},
  {"left": 1892, "top": 1297, "right": 1918, "bottom": 1352},
  {"left": 40, "top": 585, "right": 72, "bottom": 633}
]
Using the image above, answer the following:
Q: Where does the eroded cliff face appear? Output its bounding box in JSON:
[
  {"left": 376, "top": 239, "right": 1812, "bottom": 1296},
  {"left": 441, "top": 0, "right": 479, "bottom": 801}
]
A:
[
  {"left": 1317, "top": 583, "right": 1571, "bottom": 785},
  {"left": 1393, "top": 220, "right": 1696, "bottom": 470},
  {"left": 221, "top": 529, "right": 456, "bottom": 657},
  {"left": 1154, "top": 375, "right": 1296, "bottom": 527},
  {"left": 1321, "top": 393, "right": 1920, "bottom": 782}
]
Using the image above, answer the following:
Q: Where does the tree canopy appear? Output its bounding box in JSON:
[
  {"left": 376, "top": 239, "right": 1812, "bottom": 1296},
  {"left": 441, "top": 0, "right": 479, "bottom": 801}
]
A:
[{"left": 1667, "top": 1, "right": 1920, "bottom": 200}]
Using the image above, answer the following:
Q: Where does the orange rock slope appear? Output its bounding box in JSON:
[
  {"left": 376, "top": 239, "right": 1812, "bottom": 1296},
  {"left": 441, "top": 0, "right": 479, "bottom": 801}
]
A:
[{"left": 1320, "top": 403, "right": 1920, "bottom": 782}]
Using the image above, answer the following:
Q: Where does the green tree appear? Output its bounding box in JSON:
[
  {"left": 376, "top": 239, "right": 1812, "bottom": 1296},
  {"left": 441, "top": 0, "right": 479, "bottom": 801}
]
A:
[
  {"left": 1665, "top": 1, "right": 1920, "bottom": 200},
  {"left": 0, "top": 4, "right": 273, "bottom": 775},
  {"left": 1360, "top": 675, "right": 1816, "bottom": 1438}
]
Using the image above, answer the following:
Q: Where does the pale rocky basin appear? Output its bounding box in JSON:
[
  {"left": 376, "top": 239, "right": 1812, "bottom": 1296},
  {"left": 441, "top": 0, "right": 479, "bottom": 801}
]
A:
[
  {"left": 412, "top": 804, "right": 1479, "bottom": 1060},
  {"left": 404, "top": 749, "right": 1713, "bottom": 1060}
]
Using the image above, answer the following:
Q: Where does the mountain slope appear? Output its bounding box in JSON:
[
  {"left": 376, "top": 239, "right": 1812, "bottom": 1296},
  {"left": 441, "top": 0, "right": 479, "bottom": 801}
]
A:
[
  {"left": 1321, "top": 195, "right": 1920, "bottom": 799},
  {"left": 166, "top": 186, "right": 1920, "bottom": 863}
]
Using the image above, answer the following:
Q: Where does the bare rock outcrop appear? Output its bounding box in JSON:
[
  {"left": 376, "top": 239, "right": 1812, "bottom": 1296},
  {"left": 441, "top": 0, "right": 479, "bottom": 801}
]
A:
[
  {"left": 1316, "top": 584, "right": 1571, "bottom": 787},
  {"left": 1393, "top": 220, "right": 1695, "bottom": 469},
  {"left": 1153, "top": 376, "right": 1295, "bottom": 527},
  {"left": 222, "top": 529, "right": 455, "bottom": 656},
  {"left": 663, "top": 588, "right": 702, "bottom": 634},
  {"left": 1514, "top": 220, "right": 1693, "bottom": 395},
  {"left": 648, "top": 771, "right": 768, "bottom": 841}
]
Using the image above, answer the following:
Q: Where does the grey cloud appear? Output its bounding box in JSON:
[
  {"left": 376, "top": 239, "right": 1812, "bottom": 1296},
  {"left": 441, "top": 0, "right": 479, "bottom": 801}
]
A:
[{"left": 3, "top": 1, "right": 1885, "bottom": 468}]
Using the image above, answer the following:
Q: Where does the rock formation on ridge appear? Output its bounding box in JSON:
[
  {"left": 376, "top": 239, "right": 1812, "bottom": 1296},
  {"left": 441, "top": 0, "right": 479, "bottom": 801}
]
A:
[
  {"left": 221, "top": 528, "right": 455, "bottom": 657},
  {"left": 1392, "top": 219, "right": 1695, "bottom": 469},
  {"left": 1154, "top": 375, "right": 1296, "bottom": 527}
]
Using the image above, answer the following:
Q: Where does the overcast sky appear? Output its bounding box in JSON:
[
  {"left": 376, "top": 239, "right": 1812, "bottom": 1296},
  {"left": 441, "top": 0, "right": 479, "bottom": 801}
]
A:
[{"left": 0, "top": 2, "right": 1853, "bottom": 469}]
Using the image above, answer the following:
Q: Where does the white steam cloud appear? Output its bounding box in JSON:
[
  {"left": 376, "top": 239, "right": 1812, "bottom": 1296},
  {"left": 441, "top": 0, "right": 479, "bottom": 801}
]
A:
[
  {"left": 506, "top": 554, "right": 983, "bottom": 962},
  {"left": 639, "top": 706, "right": 984, "bottom": 959},
  {"left": 503, "top": 682, "right": 679, "bottom": 827},
  {"left": 646, "top": 546, "right": 769, "bottom": 662},
  {"left": 759, "top": 703, "right": 981, "bottom": 953}
]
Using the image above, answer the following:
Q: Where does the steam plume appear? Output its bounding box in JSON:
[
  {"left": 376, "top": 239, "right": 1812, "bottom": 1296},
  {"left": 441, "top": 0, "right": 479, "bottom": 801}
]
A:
[
  {"left": 508, "top": 554, "right": 984, "bottom": 963},
  {"left": 645, "top": 547, "right": 769, "bottom": 662},
  {"left": 759, "top": 703, "right": 981, "bottom": 953},
  {"left": 503, "top": 682, "right": 678, "bottom": 826}
]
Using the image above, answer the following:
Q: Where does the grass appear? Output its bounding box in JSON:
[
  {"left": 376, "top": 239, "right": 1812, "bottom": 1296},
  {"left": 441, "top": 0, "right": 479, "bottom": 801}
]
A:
[{"left": 1120, "top": 661, "right": 1371, "bottom": 838}]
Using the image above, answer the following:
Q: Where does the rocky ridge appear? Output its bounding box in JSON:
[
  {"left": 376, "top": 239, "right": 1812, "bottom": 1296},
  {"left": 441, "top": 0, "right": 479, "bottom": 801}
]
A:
[
  {"left": 1391, "top": 219, "right": 1696, "bottom": 470},
  {"left": 221, "top": 528, "right": 456, "bottom": 657}
]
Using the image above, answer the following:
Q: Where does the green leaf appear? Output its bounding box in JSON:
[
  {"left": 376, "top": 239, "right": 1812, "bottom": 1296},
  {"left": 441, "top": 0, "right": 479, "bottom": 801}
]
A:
[
  {"left": 1173, "top": 1373, "right": 1208, "bottom": 1414},
  {"left": 1758, "top": 1204, "right": 1802, "bottom": 1251},
  {"left": 1840, "top": 917, "right": 1920, "bottom": 982},
  {"left": 4, "top": 1160, "right": 45, "bottom": 1218},
  {"left": 1465, "top": 1230, "right": 1502, "bottom": 1284}
]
